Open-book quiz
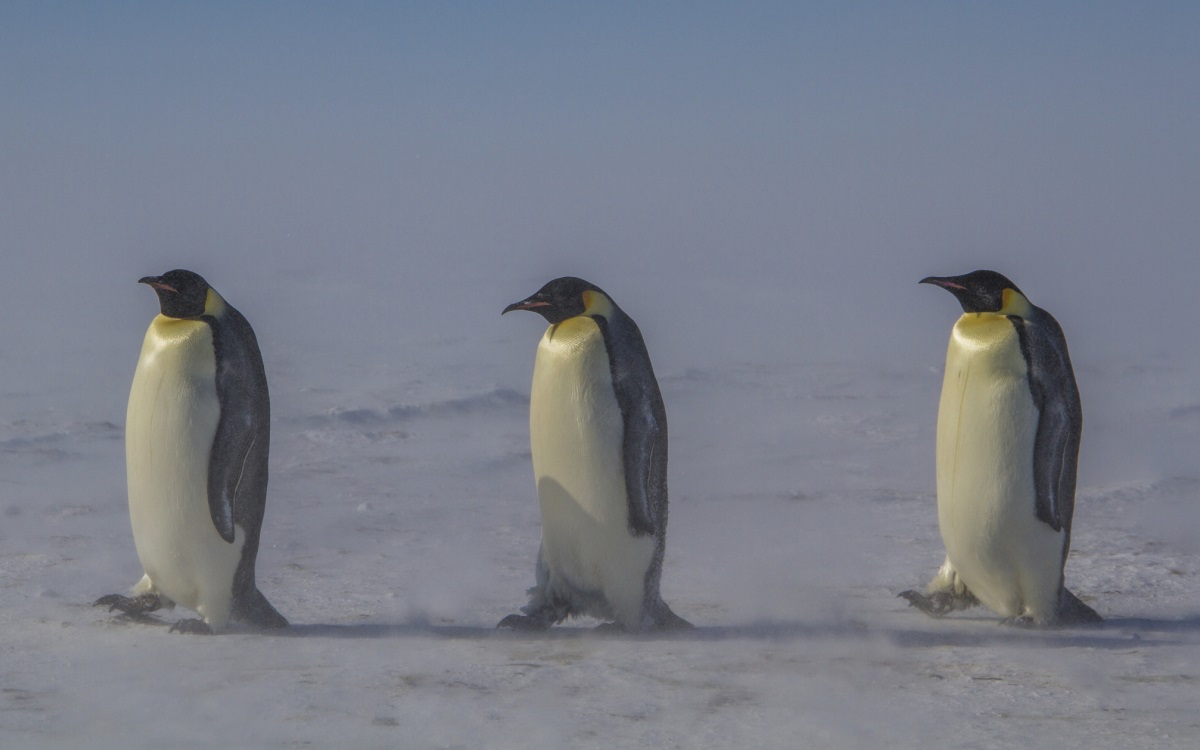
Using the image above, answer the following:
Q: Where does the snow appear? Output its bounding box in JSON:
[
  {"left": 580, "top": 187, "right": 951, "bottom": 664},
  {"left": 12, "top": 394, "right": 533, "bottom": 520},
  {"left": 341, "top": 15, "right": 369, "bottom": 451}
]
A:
[{"left": 2, "top": 329, "right": 1198, "bottom": 748}]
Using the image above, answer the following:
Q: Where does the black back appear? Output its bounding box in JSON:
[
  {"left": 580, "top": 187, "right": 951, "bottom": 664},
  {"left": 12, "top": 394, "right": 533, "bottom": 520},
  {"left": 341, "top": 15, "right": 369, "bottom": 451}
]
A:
[{"left": 1011, "top": 305, "right": 1082, "bottom": 541}]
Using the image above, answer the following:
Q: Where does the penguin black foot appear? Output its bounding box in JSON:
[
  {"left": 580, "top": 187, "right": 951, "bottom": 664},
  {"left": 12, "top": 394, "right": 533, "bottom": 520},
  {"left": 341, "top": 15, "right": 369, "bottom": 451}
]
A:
[
  {"left": 168, "top": 618, "right": 213, "bottom": 635},
  {"left": 898, "top": 589, "right": 980, "bottom": 618},
  {"left": 997, "top": 590, "right": 1103, "bottom": 629},
  {"left": 496, "top": 613, "right": 553, "bottom": 631},
  {"left": 94, "top": 593, "right": 163, "bottom": 619}
]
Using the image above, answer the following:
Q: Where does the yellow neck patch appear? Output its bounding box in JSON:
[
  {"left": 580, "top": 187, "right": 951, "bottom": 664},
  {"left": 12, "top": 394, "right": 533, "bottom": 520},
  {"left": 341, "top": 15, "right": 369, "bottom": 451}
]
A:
[
  {"left": 581, "top": 289, "right": 613, "bottom": 319},
  {"left": 546, "top": 289, "right": 611, "bottom": 342},
  {"left": 203, "top": 288, "right": 227, "bottom": 318},
  {"left": 999, "top": 288, "right": 1033, "bottom": 318}
]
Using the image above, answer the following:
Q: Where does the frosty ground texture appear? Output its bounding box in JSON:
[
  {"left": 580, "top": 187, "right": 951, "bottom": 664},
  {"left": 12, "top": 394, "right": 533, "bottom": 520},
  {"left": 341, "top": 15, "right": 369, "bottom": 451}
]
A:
[{"left": 2, "top": 354, "right": 1197, "bottom": 749}]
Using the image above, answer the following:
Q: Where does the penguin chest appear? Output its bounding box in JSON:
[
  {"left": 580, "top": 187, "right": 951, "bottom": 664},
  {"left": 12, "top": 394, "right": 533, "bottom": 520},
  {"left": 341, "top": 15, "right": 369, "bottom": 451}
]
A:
[
  {"left": 935, "top": 315, "right": 1062, "bottom": 617},
  {"left": 125, "top": 316, "right": 244, "bottom": 620},
  {"left": 528, "top": 317, "right": 655, "bottom": 623}
]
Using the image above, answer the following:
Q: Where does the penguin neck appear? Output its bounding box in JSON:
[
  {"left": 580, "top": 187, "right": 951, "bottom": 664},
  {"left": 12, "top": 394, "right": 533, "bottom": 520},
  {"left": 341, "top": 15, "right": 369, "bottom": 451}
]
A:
[
  {"left": 152, "top": 288, "right": 228, "bottom": 325},
  {"left": 581, "top": 289, "right": 614, "bottom": 319},
  {"left": 203, "top": 288, "right": 227, "bottom": 319},
  {"left": 955, "top": 288, "right": 1034, "bottom": 333},
  {"left": 545, "top": 291, "right": 616, "bottom": 344},
  {"left": 998, "top": 289, "right": 1033, "bottom": 318},
  {"left": 545, "top": 315, "right": 602, "bottom": 347}
]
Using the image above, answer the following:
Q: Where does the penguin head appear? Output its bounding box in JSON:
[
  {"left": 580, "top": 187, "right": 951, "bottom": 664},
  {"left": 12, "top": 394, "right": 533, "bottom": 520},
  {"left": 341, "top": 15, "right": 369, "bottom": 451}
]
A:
[
  {"left": 920, "top": 270, "right": 1030, "bottom": 316},
  {"left": 139, "top": 269, "right": 212, "bottom": 319},
  {"left": 502, "top": 277, "right": 610, "bottom": 324}
]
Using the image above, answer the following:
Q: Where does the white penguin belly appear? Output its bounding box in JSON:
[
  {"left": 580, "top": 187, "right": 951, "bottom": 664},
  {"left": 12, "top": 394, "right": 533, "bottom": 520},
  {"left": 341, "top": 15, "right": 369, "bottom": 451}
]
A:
[
  {"left": 936, "top": 315, "right": 1064, "bottom": 620},
  {"left": 529, "top": 317, "right": 655, "bottom": 627},
  {"left": 126, "top": 316, "right": 245, "bottom": 629}
]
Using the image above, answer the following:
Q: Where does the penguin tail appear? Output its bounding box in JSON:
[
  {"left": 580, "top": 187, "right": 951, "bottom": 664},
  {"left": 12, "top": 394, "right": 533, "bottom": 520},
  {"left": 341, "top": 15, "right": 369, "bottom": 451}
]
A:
[
  {"left": 1059, "top": 588, "right": 1103, "bottom": 625},
  {"left": 648, "top": 600, "right": 693, "bottom": 631},
  {"left": 234, "top": 587, "right": 289, "bottom": 629}
]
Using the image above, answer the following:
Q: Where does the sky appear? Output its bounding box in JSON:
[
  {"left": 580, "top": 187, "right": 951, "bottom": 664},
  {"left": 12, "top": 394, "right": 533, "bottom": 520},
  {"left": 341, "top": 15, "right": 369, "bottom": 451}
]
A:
[{"left": 2, "top": 1, "right": 1199, "bottom": 415}]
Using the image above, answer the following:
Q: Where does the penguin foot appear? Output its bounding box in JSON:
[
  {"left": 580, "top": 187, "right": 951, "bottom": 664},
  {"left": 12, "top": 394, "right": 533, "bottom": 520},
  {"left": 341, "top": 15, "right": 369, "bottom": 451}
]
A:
[
  {"left": 898, "top": 589, "right": 980, "bottom": 618},
  {"left": 168, "top": 618, "right": 213, "bottom": 635},
  {"left": 94, "top": 593, "right": 163, "bottom": 619},
  {"left": 1000, "top": 615, "right": 1037, "bottom": 629},
  {"left": 496, "top": 613, "right": 552, "bottom": 631}
]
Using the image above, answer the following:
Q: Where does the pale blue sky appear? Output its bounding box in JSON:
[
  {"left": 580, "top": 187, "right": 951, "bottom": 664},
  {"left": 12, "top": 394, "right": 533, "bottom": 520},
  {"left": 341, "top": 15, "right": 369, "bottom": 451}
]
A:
[{"left": 2, "top": 2, "right": 1198, "bottom": 397}]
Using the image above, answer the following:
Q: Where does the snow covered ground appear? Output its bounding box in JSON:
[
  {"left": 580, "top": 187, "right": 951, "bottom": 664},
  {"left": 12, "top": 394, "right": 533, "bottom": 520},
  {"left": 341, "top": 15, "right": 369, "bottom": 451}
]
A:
[{"left": 2, "top": 317, "right": 1197, "bottom": 748}]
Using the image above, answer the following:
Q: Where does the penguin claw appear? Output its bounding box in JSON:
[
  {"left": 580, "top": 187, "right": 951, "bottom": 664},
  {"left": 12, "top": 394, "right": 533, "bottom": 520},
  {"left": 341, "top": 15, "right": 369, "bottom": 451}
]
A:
[
  {"left": 899, "top": 589, "right": 979, "bottom": 618},
  {"left": 93, "top": 594, "right": 127, "bottom": 611},
  {"left": 93, "top": 593, "right": 163, "bottom": 618},
  {"left": 168, "top": 618, "right": 213, "bottom": 635},
  {"left": 898, "top": 590, "right": 943, "bottom": 616}
]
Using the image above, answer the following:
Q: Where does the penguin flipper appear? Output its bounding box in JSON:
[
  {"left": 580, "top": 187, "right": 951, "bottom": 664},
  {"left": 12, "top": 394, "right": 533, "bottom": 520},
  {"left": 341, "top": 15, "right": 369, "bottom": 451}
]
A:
[
  {"left": 602, "top": 313, "right": 667, "bottom": 538},
  {"left": 1018, "top": 309, "right": 1082, "bottom": 534},
  {"left": 619, "top": 405, "right": 663, "bottom": 537},
  {"left": 206, "top": 308, "right": 271, "bottom": 545},
  {"left": 1030, "top": 384, "right": 1080, "bottom": 533},
  {"left": 206, "top": 387, "right": 266, "bottom": 545}
]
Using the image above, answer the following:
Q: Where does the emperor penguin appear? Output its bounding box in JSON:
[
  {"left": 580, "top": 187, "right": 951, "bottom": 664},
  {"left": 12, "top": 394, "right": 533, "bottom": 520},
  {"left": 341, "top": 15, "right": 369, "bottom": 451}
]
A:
[
  {"left": 498, "top": 277, "right": 691, "bottom": 632},
  {"left": 95, "top": 269, "right": 287, "bottom": 634},
  {"left": 900, "top": 270, "right": 1101, "bottom": 626}
]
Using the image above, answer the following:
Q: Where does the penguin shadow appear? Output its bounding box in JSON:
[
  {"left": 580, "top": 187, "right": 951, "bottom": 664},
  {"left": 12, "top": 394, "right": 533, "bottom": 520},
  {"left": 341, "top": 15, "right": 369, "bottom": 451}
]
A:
[
  {"left": 1095, "top": 615, "right": 1200, "bottom": 635},
  {"left": 92, "top": 602, "right": 1200, "bottom": 647},
  {"left": 278, "top": 619, "right": 870, "bottom": 642},
  {"left": 883, "top": 613, "right": 1200, "bottom": 651}
]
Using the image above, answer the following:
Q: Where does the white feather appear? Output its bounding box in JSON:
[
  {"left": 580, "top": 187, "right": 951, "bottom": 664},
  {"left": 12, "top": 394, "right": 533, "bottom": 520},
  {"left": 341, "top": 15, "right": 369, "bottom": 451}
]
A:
[
  {"left": 529, "top": 316, "right": 655, "bottom": 627},
  {"left": 126, "top": 314, "right": 245, "bottom": 630},
  {"left": 935, "top": 313, "right": 1065, "bottom": 622}
]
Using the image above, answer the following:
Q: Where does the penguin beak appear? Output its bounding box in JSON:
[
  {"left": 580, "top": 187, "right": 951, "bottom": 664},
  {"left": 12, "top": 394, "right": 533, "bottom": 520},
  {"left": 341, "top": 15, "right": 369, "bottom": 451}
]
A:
[
  {"left": 502, "top": 297, "right": 550, "bottom": 315},
  {"left": 919, "top": 276, "right": 967, "bottom": 292},
  {"left": 139, "top": 276, "right": 177, "bottom": 293}
]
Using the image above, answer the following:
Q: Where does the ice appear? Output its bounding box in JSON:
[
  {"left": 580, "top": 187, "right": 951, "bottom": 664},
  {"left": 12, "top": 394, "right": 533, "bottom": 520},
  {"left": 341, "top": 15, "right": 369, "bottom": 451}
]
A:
[{"left": 2, "top": 346, "right": 1198, "bottom": 748}]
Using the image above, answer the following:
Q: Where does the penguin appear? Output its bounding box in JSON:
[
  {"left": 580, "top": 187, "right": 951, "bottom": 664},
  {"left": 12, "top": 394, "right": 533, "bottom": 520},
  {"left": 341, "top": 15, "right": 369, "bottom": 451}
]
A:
[
  {"left": 498, "top": 277, "right": 691, "bottom": 632},
  {"left": 95, "top": 269, "right": 287, "bottom": 634},
  {"left": 900, "top": 270, "right": 1101, "bottom": 626}
]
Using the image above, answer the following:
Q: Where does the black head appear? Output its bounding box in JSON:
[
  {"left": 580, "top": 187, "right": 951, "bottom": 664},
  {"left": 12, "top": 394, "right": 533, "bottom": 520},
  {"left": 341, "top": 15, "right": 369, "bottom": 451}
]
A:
[
  {"left": 502, "top": 276, "right": 606, "bottom": 325},
  {"left": 138, "top": 269, "right": 211, "bottom": 319},
  {"left": 920, "top": 270, "right": 1024, "bottom": 314}
]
